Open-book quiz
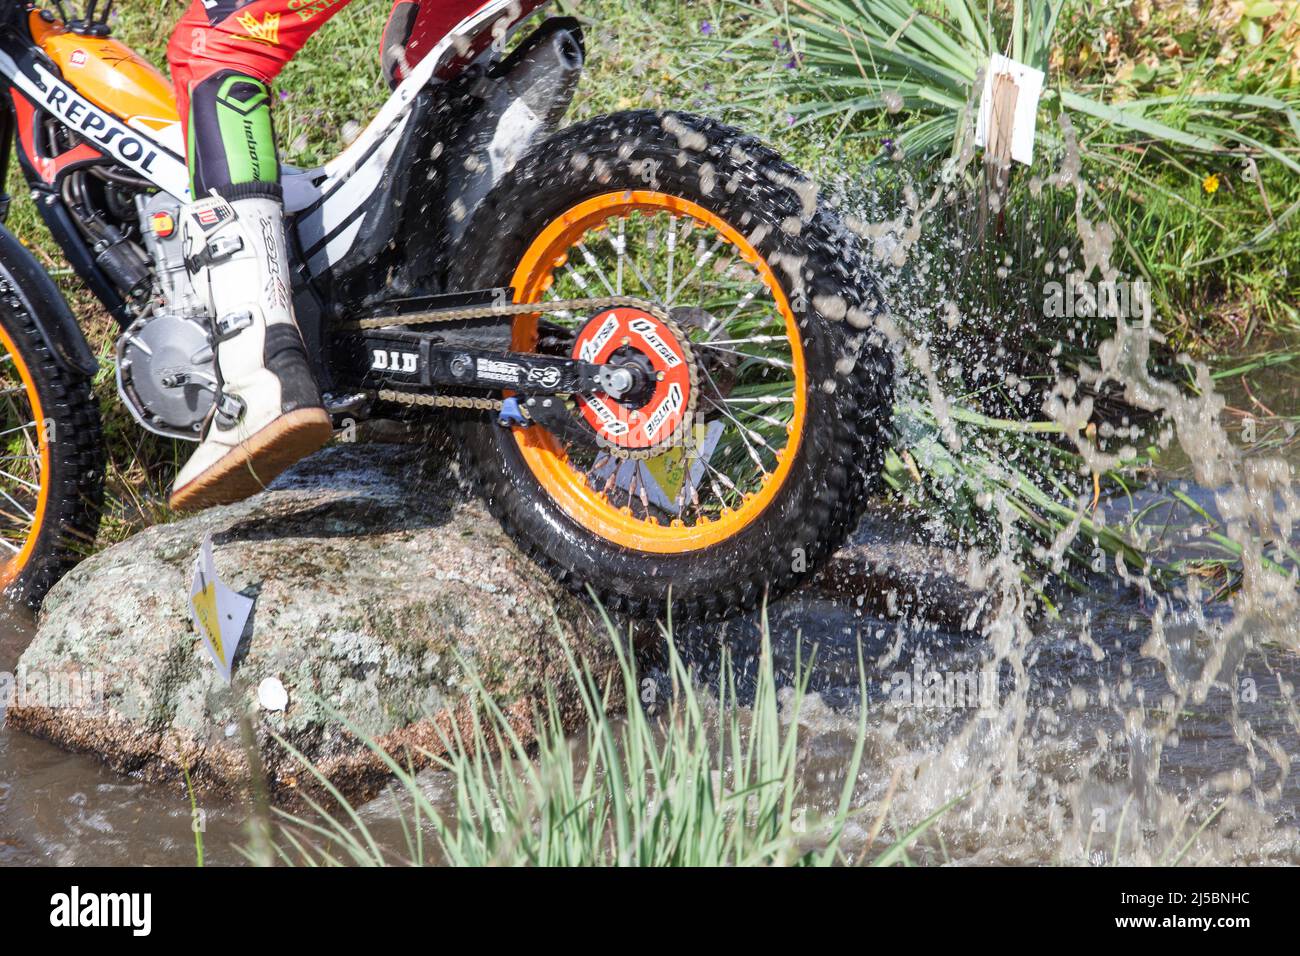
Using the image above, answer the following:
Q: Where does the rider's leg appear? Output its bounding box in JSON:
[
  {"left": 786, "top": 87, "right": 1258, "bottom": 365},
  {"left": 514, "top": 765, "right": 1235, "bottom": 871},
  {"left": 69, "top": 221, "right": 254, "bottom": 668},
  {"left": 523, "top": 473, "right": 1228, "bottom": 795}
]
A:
[{"left": 164, "top": 0, "right": 362, "bottom": 510}]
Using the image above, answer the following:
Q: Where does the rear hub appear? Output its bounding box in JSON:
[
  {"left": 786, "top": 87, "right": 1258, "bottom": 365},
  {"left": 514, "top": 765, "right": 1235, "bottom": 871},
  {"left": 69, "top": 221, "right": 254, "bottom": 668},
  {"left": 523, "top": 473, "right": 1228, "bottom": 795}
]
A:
[{"left": 572, "top": 307, "right": 693, "bottom": 452}]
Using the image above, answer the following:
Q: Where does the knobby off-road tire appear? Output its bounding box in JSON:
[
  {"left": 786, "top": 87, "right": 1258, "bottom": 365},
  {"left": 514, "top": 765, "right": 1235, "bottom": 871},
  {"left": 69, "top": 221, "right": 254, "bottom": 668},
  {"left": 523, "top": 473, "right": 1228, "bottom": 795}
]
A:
[
  {"left": 0, "top": 232, "right": 104, "bottom": 609},
  {"left": 451, "top": 110, "right": 893, "bottom": 620}
]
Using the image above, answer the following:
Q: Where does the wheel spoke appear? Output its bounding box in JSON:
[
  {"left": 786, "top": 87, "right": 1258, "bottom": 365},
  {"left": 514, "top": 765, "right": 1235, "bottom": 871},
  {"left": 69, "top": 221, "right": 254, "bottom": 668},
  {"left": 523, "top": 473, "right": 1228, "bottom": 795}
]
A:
[
  {"left": 0, "top": 467, "right": 40, "bottom": 492},
  {"left": 693, "top": 342, "right": 793, "bottom": 369},
  {"left": 576, "top": 242, "right": 620, "bottom": 299},
  {"left": 702, "top": 395, "right": 779, "bottom": 457},
  {"left": 0, "top": 420, "right": 38, "bottom": 440},
  {"left": 665, "top": 235, "right": 726, "bottom": 308},
  {"left": 513, "top": 196, "right": 802, "bottom": 540},
  {"left": 664, "top": 216, "right": 678, "bottom": 303},
  {"left": 0, "top": 334, "right": 46, "bottom": 588},
  {"left": 604, "top": 226, "right": 662, "bottom": 304},
  {"left": 716, "top": 288, "right": 762, "bottom": 329},
  {"left": 615, "top": 218, "right": 626, "bottom": 295},
  {"left": 699, "top": 335, "right": 786, "bottom": 346},
  {"left": 0, "top": 486, "right": 33, "bottom": 522},
  {"left": 721, "top": 396, "right": 796, "bottom": 405}
]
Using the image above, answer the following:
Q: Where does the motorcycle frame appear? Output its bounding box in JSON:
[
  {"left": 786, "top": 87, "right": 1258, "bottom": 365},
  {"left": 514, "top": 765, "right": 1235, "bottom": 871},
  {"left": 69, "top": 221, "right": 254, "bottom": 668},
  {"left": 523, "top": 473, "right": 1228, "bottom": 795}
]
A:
[{"left": 0, "top": 0, "right": 551, "bottom": 388}]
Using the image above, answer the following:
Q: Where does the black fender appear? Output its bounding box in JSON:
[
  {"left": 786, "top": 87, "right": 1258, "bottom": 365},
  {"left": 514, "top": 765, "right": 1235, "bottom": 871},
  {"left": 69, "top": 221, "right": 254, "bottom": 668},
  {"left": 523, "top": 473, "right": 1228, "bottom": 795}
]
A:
[
  {"left": 0, "top": 82, "right": 12, "bottom": 222},
  {"left": 0, "top": 223, "right": 98, "bottom": 378}
]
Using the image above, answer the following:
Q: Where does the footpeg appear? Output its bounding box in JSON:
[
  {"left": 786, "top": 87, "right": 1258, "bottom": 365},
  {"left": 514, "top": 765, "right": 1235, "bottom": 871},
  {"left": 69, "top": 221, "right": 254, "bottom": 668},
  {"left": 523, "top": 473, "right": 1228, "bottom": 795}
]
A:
[{"left": 323, "top": 391, "right": 372, "bottom": 416}]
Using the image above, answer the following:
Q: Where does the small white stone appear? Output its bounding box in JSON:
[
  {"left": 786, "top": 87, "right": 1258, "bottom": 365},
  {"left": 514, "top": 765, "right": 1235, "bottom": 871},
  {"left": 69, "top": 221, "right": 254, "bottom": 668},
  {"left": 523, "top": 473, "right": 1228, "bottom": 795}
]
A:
[
  {"left": 224, "top": 723, "right": 238, "bottom": 738},
  {"left": 258, "top": 677, "right": 289, "bottom": 712}
]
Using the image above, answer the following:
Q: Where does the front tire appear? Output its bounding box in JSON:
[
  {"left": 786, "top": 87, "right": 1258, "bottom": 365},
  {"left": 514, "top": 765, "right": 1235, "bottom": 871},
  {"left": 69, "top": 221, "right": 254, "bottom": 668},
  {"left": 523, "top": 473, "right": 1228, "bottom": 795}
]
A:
[
  {"left": 452, "top": 111, "right": 893, "bottom": 620},
  {"left": 0, "top": 238, "right": 104, "bottom": 608}
]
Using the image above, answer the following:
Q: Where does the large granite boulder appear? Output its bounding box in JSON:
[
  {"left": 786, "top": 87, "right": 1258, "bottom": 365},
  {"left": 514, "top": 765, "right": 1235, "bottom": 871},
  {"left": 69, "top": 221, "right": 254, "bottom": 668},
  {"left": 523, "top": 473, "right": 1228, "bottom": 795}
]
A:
[
  {"left": 5, "top": 432, "right": 986, "bottom": 807},
  {"left": 5, "top": 441, "right": 611, "bottom": 803}
]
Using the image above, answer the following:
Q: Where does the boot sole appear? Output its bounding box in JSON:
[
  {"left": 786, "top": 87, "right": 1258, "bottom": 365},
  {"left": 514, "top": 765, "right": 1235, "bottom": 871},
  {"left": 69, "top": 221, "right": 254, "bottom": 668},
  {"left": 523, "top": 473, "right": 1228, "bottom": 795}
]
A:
[{"left": 169, "top": 408, "right": 334, "bottom": 512}]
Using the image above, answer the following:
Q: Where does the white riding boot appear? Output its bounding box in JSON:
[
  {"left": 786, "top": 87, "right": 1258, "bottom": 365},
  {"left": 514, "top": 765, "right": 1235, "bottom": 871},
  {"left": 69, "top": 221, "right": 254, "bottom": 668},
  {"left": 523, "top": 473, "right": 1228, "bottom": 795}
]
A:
[{"left": 169, "top": 191, "right": 332, "bottom": 510}]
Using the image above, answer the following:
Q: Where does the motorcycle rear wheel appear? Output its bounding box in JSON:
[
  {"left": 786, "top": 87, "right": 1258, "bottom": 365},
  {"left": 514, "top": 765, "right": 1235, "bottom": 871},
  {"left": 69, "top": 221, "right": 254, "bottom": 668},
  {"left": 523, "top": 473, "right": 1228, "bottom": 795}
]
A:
[{"left": 452, "top": 110, "right": 892, "bottom": 620}]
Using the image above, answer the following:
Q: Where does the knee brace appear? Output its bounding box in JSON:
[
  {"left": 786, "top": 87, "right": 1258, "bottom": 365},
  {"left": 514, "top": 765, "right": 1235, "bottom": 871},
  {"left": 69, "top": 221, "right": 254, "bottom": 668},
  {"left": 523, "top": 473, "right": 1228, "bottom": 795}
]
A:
[{"left": 186, "top": 70, "right": 280, "bottom": 199}]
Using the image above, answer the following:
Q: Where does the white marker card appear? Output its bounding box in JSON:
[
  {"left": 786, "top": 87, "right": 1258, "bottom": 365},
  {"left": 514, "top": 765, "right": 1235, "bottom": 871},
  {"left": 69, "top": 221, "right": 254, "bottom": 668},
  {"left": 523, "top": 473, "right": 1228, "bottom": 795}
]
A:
[{"left": 974, "top": 53, "right": 1045, "bottom": 166}]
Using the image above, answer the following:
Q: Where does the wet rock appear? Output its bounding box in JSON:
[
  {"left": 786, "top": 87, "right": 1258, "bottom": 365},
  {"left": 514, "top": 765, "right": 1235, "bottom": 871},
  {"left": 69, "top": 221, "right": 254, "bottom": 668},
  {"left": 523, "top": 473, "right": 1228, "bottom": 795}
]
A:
[
  {"left": 809, "top": 508, "right": 990, "bottom": 632},
  {"left": 5, "top": 443, "right": 611, "bottom": 804}
]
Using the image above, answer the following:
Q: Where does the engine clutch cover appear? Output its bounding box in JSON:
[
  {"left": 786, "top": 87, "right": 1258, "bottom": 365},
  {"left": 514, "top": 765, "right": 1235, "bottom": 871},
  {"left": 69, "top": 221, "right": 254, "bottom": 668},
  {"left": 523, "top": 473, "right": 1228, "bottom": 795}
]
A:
[{"left": 116, "top": 311, "right": 217, "bottom": 440}]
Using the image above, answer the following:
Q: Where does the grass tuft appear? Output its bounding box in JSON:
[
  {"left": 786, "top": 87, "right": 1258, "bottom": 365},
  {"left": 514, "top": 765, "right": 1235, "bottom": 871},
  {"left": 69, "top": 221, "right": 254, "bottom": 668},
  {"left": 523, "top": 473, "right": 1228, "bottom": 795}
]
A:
[{"left": 254, "top": 603, "right": 960, "bottom": 866}]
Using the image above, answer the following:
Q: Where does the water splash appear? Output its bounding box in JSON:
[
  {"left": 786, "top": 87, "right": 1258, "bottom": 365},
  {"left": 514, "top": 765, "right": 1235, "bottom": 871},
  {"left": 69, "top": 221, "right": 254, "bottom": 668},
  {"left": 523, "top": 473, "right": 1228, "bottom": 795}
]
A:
[{"left": 789, "top": 94, "right": 1300, "bottom": 864}]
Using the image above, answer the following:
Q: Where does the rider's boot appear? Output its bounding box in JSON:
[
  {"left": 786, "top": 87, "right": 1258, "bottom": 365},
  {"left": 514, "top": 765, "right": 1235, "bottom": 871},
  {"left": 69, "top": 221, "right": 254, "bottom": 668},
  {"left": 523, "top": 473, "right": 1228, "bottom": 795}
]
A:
[{"left": 169, "top": 189, "right": 333, "bottom": 510}]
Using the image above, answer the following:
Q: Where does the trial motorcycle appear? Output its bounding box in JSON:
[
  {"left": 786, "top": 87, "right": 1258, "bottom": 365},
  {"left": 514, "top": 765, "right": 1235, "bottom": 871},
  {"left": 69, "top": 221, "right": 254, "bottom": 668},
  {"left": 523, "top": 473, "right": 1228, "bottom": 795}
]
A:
[{"left": 0, "top": 0, "right": 892, "bottom": 618}]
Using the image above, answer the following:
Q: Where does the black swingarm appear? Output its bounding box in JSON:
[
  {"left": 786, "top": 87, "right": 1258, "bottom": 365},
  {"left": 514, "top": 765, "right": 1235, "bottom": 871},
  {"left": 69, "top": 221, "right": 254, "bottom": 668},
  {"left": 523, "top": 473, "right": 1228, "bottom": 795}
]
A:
[
  {"left": 333, "top": 288, "right": 658, "bottom": 406},
  {"left": 355, "top": 328, "right": 607, "bottom": 396}
]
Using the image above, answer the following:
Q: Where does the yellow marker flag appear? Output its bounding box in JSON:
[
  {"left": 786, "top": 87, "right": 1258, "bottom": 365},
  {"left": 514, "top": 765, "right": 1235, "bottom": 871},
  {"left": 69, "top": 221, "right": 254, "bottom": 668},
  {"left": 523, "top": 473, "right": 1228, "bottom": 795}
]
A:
[
  {"left": 191, "top": 582, "right": 225, "bottom": 668},
  {"left": 189, "top": 534, "right": 254, "bottom": 683}
]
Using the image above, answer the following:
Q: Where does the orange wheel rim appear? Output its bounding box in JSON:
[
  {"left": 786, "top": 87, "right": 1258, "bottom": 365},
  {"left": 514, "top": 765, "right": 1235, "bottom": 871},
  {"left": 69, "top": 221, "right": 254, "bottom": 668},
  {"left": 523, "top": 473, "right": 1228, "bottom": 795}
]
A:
[
  {"left": 508, "top": 190, "right": 807, "bottom": 553},
  {"left": 0, "top": 321, "right": 49, "bottom": 591}
]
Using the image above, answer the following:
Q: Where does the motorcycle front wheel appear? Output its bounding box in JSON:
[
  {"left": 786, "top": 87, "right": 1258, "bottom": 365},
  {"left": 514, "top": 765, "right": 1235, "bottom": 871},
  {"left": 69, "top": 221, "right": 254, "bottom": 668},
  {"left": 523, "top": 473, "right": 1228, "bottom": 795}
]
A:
[
  {"left": 0, "top": 229, "right": 103, "bottom": 608},
  {"left": 452, "top": 110, "right": 893, "bottom": 620}
]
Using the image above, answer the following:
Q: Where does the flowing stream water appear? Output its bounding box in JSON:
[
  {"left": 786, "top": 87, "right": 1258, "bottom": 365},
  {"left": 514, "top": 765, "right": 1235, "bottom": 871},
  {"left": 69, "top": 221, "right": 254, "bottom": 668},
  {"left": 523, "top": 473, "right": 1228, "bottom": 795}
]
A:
[{"left": 2, "top": 112, "right": 1299, "bottom": 866}]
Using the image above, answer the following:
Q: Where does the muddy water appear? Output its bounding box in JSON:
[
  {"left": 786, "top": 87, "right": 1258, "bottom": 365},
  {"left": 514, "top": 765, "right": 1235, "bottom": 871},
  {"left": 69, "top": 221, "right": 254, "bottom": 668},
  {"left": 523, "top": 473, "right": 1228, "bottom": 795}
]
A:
[
  {"left": 5, "top": 399, "right": 1299, "bottom": 859},
  {"left": 732, "top": 387, "right": 1300, "bottom": 862},
  {"left": 677, "top": 585, "right": 1300, "bottom": 865},
  {"left": 0, "top": 608, "right": 248, "bottom": 865}
]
